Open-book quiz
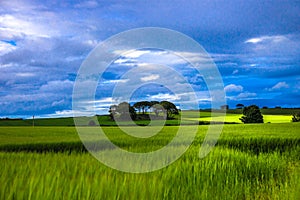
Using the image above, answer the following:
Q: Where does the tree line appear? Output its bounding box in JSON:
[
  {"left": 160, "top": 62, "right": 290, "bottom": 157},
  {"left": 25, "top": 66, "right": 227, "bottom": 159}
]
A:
[
  {"left": 108, "top": 101, "right": 300, "bottom": 123},
  {"left": 109, "top": 101, "right": 179, "bottom": 121}
]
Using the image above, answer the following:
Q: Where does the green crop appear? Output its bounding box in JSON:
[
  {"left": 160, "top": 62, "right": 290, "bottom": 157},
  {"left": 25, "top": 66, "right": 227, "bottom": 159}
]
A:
[{"left": 0, "top": 123, "right": 299, "bottom": 199}]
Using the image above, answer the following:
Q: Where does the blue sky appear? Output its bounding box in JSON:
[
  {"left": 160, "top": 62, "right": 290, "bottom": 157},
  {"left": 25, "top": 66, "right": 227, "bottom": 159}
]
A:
[{"left": 0, "top": 0, "right": 299, "bottom": 118}]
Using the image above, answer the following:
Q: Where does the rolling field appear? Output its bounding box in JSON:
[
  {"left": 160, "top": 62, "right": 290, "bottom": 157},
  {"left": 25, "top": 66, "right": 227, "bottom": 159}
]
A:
[
  {"left": 0, "top": 123, "right": 299, "bottom": 199},
  {"left": 0, "top": 108, "right": 298, "bottom": 126},
  {"left": 187, "top": 112, "right": 293, "bottom": 123}
]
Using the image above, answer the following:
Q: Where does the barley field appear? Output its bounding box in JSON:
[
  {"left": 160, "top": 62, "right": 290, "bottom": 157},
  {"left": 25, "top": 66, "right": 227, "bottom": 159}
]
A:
[{"left": 0, "top": 123, "right": 299, "bottom": 199}]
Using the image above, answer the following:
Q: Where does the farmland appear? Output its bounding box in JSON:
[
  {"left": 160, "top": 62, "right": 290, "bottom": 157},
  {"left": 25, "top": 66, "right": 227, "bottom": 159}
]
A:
[
  {"left": 1, "top": 108, "right": 299, "bottom": 127},
  {"left": 0, "top": 122, "right": 299, "bottom": 199}
]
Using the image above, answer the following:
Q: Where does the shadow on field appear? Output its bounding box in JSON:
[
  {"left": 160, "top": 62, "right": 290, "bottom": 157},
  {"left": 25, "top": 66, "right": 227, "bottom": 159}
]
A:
[
  {"left": 0, "top": 137, "right": 299, "bottom": 155},
  {"left": 217, "top": 137, "right": 300, "bottom": 155},
  {"left": 0, "top": 141, "right": 117, "bottom": 153}
]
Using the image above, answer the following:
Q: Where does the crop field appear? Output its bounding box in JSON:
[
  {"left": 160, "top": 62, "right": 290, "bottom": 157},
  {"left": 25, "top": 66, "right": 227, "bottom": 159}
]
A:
[
  {"left": 0, "top": 109, "right": 297, "bottom": 127},
  {"left": 0, "top": 123, "right": 299, "bottom": 199},
  {"left": 186, "top": 112, "right": 293, "bottom": 124}
]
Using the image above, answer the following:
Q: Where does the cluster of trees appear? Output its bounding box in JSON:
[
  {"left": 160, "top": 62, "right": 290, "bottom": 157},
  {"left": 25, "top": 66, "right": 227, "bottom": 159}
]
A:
[
  {"left": 109, "top": 100, "right": 179, "bottom": 121},
  {"left": 239, "top": 105, "right": 264, "bottom": 124},
  {"left": 238, "top": 104, "right": 300, "bottom": 123},
  {"left": 292, "top": 112, "right": 300, "bottom": 122}
]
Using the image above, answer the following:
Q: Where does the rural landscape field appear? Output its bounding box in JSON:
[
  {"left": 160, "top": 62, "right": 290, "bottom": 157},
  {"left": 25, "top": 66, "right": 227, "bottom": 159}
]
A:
[
  {"left": 1, "top": 110, "right": 299, "bottom": 199},
  {"left": 1, "top": 1, "right": 300, "bottom": 199}
]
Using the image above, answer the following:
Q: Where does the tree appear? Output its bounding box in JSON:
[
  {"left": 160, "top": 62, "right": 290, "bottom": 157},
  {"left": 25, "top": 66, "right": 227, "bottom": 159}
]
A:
[
  {"left": 108, "top": 105, "right": 117, "bottom": 120},
  {"left": 111, "top": 102, "right": 136, "bottom": 120},
  {"left": 236, "top": 103, "right": 244, "bottom": 109},
  {"left": 292, "top": 112, "right": 300, "bottom": 122},
  {"left": 160, "top": 101, "right": 179, "bottom": 119},
  {"left": 149, "top": 101, "right": 159, "bottom": 107},
  {"left": 239, "top": 105, "right": 264, "bottom": 123},
  {"left": 133, "top": 101, "right": 151, "bottom": 114},
  {"left": 151, "top": 103, "right": 164, "bottom": 117},
  {"left": 133, "top": 102, "right": 142, "bottom": 114},
  {"left": 140, "top": 101, "right": 151, "bottom": 114},
  {"left": 220, "top": 105, "right": 229, "bottom": 110},
  {"left": 88, "top": 120, "right": 96, "bottom": 126}
]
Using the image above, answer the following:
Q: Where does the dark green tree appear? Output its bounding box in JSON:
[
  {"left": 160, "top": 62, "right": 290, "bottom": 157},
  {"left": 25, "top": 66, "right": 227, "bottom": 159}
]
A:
[
  {"left": 108, "top": 105, "right": 117, "bottom": 120},
  {"left": 151, "top": 103, "right": 164, "bottom": 117},
  {"left": 149, "top": 101, "right": 159, "bottom": 107},
  {"left": 133, "top": 102, "right": 142, "bottom": 114},
  {"left": 239, "top": 105, "right": 264, "bottom": 123},
  {"left": 115, "top": 102, "right": 136, "bottom": 120},
  {"left": 88, "top": 120, "right": 96, "bottom": 126},
  {"left": 140, "top": 101, "right": 151, "bottom": 114},
  {"left": 160, "top": 101, "right": 179, "bottom": 119},
  {"left": 292, "top": 112, "right": 300, "bottom": 122}
]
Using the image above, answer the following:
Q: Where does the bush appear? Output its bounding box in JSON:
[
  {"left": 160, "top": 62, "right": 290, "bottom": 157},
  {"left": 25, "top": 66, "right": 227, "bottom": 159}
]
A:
[
  {"left": 239, "top": 105, "right": 264, "bottom": 124},
  {"left": 292, "top": 112, "right": 300, "bottom": 122}
]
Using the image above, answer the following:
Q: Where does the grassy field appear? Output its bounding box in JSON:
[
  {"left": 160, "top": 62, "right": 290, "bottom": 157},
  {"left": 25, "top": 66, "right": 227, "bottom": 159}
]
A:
[
  {"left": 0, "top": 123, "right": 299, "bottom": 199},
  {"left": 0, "top": 108, "right": 297, "bottom": 126},
  {"left": 188, "top": 112, "right": 293, "bottom": 123}
]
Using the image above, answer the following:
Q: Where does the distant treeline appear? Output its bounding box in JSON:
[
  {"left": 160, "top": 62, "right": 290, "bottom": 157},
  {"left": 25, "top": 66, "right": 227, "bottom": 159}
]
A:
[{"left": 0, "top": 118, "right": 23, "bottom": 120}]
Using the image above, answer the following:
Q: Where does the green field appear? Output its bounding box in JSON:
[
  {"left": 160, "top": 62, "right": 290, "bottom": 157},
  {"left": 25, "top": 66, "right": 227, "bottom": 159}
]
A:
[
  {"left": 188, "top": 112, "right": 293, "bottom": 123},
  {"left": 0, "top": 123, "right": 299, "bottom": 199},
  {"left": 0, "top": 108, "right": 298, "bottom": 127}
]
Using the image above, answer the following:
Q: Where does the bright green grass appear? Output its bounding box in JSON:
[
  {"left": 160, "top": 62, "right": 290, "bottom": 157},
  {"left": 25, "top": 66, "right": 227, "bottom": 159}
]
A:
[
  {"left": 0, "top": 108, "right": 297, "bottom": 127},
  {"left": 182, "top": 111, "right": 293, "bottom": 123},
  {"left": 1, "top": 147, "right": 299, "bottom": 200},
  {"left": 0, "top": 124, "right": 299, "bottom": 199}
]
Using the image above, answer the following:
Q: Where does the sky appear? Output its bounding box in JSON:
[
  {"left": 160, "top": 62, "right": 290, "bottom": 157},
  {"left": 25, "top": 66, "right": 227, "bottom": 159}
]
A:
[{"left": 0, "top": 0, "right": 300, "bottom": 118}]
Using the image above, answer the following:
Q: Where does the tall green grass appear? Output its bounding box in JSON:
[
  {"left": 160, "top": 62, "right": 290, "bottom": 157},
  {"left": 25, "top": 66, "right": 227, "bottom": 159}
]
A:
[
  {"left": 0, "top": 146, "right": 298, "bottom": 199},
  {"left": 0, "top": 123, "right": 299, "bottom": 199}
]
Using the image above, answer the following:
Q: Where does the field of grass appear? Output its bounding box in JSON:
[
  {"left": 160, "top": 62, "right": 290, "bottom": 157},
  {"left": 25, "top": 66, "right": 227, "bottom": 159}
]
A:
[
  {"left": 0, "top": 109, "right": 296, "bottom": 127},
  {"left": 189, "top": 112, "right": 293, "bottom": 123},
  {"left": 0, "top": 123, "right": 299, "bottom": 199}
]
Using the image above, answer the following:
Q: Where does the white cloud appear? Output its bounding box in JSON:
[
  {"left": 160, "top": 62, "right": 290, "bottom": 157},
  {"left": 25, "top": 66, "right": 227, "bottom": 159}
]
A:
[
  {"left": 51, "top": 99, "right": 65, "bottom": 107},
  {"left": 227, "top": 92, "right": 257, "bottom": 101},
  {"left": 114, "top": 49, "right": 212, "bottom": 67},
  {"left": 243, "top": 34, "right": 300, "bottom": 56},
  {"left": 232, "top": 69, "right": 238, "bottom": 75},
  {"left": 92, "top": 97, "right": 113, "bottom": 104},
  {"left": 16, "top": 72, "right": 35, "bottom": 77},
  {"left": 120, "top": 50, "right": 151, "bottom": 58},
  {"left": 40, "top": 110, "right": 77, "bottom": 118},
  {"left": 224, "top": 84, "right": 243, "bottom": 92},
  {"left": 245, "top": 38, "right": 263, "bottom": 44},
  {"left": 39, "top": 80, "right": 73, "bottom": 92},
  {"left": 268, "top": 81, "right": 289, "bottom": 91},
  {"left": 245, "top": 35, "right": 288, "bottom": 44},
  {"left": 140, "top": 74, "right": 160, "bottom": 82},
  {"left": 236, "top": 92, "right": 257, "bottom": 99},
  {"left": 103, "top": 79, "right": 129, "bottom": 84},
  {"left": 0, "top": 14, "right": 53, "bottom": 38},
  {"left": 148, "top": 93, "right": 180, "bottom": 101}
]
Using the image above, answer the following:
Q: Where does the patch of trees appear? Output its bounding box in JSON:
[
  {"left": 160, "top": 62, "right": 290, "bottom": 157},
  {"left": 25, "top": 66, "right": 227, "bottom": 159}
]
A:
[
  {"left": 220, "top": 105, "right": 229, "bottom": 110},
  {"left": 109, "top": 102, "right": 137, "bottom": 121},
  {"left": 239, "top": 105, "right": 264, "bottom": 124},
  {"left": 109, "top": 100, "right": 179, "bottom": 121},
  {"left": 292, "top": 112, "right": 300, "bottom": 122}
]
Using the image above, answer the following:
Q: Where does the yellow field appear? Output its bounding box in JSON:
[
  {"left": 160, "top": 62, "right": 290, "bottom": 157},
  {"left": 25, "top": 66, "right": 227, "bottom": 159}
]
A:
[{"left": 183, "top": 111, "right": 292, "bottom": 123}]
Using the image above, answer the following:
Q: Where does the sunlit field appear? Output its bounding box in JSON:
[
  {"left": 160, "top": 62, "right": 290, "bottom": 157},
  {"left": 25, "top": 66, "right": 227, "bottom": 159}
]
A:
[{"left": 0, "top": 123, "right": 299, "bottom": 199}]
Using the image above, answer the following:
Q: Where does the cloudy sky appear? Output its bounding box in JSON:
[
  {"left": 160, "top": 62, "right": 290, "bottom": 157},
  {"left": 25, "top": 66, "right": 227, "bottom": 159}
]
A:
[{"left": 0, "top": 0, "right": 299, "bottom": 118}]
